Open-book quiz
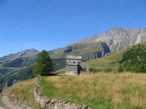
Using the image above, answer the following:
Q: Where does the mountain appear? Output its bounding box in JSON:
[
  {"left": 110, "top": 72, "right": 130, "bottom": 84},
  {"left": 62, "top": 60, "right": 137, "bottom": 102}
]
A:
[
  {"left": 50, "top": 27, "right": 146, "bottom": 59},
  {"left": 0, "top": 49, "right": 39, "bottom": 88},
  {"left": 0, "top": 49, "right": 39, "bottom": 67},
  {"left": 69, "top": 27, "right": 146, "bottom": 53},
  {"left": 50, "top": 27, "right": 146, "bottom": 70}
]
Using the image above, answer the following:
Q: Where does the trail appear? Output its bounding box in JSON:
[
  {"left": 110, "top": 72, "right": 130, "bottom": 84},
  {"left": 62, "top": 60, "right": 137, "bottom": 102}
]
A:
[
  {"left": 1, "top": 94, "right": 23, "bottom": 109},
  {"left": 0, "top": 106, "right": 5, "bottom": 109},
  {"left": 0, "top": 99, "right": 6, "bottom": 109},
  {"left": 0, "top": 94, "right": 6, "bottom": 109}
]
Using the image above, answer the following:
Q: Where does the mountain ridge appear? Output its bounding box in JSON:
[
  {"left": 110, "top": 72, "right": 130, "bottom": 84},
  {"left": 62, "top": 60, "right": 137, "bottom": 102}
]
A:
[
  {"left": 1, "top": 27, "right": 146, "bottom": 59},
  {"left": 75, "top": 27, "right": 146, "bottom": 53}
]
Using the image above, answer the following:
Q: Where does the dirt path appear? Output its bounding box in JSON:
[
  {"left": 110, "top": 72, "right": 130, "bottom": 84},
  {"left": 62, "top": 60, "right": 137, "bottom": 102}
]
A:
[
  {"left": 1, "top": 95, "right": 23, "bottom": 109},
  {"left": 0, "top": 94, "right": 6, "bottom": 109},
  {"left": 0, "top": 107, "right": 4, "bottom": 109}
]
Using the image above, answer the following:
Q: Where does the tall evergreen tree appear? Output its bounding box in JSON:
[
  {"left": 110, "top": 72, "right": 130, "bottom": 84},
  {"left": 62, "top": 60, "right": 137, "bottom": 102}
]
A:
[{"left": 33, "top": 50, "right": 53, "bottom": 76}]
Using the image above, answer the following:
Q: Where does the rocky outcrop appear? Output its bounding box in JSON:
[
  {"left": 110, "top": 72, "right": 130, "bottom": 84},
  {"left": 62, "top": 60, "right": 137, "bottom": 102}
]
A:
[
  {"left": 34, "top": 76, "right": 92, "bottom": 109},
  {"left": 101, "top": 42, "right": 111, "bottom": 55},
  {"left": 76, "top": 27, "right": 146, "bottom": 53}
]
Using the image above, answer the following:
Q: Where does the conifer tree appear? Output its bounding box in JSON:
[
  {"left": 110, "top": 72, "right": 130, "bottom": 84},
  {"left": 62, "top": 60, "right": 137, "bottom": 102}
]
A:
[{"left": 33, "top": 50, "right": 53, "bottom": 76}]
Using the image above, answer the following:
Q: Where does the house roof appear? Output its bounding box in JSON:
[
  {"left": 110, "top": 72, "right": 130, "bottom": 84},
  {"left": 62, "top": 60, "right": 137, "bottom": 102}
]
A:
[{"left": 66, "top": 55, "right": 82, "bottom": 60}]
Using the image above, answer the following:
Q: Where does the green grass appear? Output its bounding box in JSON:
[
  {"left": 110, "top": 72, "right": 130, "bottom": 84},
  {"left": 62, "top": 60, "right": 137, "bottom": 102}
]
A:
[
  {"left": 86, "top": 48, "right": 126, "bottom": 72},
  {"left": 55, "top": 68, "right": 65, "bottom": 75},
  {"left": 40, "top": 73, "right": 146, "bottom": 109}
]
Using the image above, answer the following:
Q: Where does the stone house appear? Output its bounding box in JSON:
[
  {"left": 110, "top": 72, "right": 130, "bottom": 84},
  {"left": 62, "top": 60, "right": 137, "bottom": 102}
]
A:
[{"left": 65, "top": 55, "right": 89, "bottom": 75}]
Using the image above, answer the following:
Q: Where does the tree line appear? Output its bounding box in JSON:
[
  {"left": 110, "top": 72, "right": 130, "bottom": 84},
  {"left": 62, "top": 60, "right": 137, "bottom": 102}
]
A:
[{"left": 118, "top": 44, "right": 146, "bottom": 73}]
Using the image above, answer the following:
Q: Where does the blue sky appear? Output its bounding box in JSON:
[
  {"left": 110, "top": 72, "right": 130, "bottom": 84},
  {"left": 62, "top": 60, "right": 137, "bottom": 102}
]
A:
[{"left": 0, "top": 0, "right": 146, "bottom": 57}]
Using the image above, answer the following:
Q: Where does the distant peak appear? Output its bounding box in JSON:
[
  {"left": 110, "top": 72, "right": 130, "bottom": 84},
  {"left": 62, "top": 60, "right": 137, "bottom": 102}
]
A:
[
  {"left": 111, "top": 27, "right": 122, "bottom": 30},
  {"left": 110, "top": 27, "right": 123, "bottom": 31},
  {"left": 110, "top": 27, "right": 144, "bottom": 31},
  {"left": 23, "top": 48, "right": 39, "bottom": 53},
  {"left": 18, "top": 48, "right": 39, "bottom": 57}
]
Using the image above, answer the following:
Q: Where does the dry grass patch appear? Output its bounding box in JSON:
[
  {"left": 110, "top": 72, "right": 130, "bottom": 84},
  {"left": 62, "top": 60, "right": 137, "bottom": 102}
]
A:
[
  {"left": 4, "top": 78, "right": 41, "bottom": 109},
  {"left": 40, "top": 72, "right": 146, "bottom": 109}
]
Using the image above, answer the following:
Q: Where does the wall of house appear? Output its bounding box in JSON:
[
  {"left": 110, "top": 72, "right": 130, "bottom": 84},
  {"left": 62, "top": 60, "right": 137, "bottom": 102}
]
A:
[
  {"left": 66, "top": 65, "right": 78, "bottom": 75},
  {"left": 66, "top": 59, "right": 80, "bottom": 65}
]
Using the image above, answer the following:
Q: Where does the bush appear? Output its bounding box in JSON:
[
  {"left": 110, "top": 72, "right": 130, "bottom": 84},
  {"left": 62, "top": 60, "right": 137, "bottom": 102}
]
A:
[{"left": 89, "top": 68, "right": 100, "bottom": 73}]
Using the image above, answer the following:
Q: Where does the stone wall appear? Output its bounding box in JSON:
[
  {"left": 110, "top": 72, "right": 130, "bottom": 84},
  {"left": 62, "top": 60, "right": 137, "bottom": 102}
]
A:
[{"left": 34, "top": 76, "right": 92, "bottom": 109}]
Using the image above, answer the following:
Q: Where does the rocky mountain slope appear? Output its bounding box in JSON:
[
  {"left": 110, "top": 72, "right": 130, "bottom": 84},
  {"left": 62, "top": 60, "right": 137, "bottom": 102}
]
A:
[
  {"left": 75, "top": 27, "right": 146, "bottom": 53},
  {"left": 50, "top": 27, "right": 146, "bottom": 60}
]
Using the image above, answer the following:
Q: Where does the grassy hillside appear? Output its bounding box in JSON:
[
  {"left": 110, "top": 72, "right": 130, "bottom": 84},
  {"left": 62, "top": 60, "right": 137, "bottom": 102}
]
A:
[
  {"left": 0, "top": 65, "right": 34, "bottom": 88},
  {"left": 3, "top": 78, "right": 41, "bottom": 109},
  {"left": 4, "top": 72, "right": 146, "bottom": 109},
  {"left": 39, "top": 73, "right": 146, "bottom": 109},
  {"left": 87, "top": 48, "right": 126, "bottom": 72}
]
